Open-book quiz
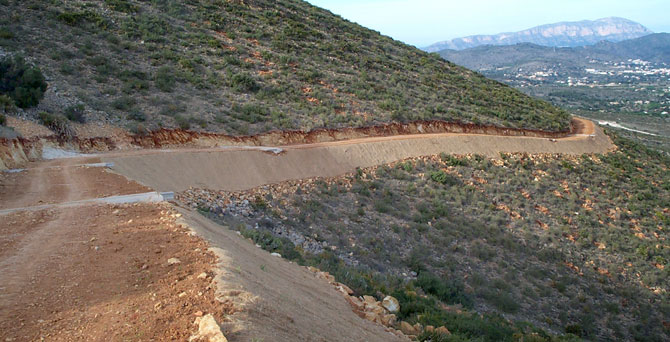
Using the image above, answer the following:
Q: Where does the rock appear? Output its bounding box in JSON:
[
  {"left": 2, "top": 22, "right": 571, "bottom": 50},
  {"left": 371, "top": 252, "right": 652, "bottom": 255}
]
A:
[
  {"left": 436, "top": 326, "right": 451, "bottom": 335},
  {"left": 413, "top": 323, "right": 423, "bottom": 334},
  {"left": 345, "top": 295, "right": 364, "bottom": 310},
  {"left": 399, "top": 321, "right": 417, "bottom": 335},
  {"left": 334, "top": 283, "right": 354, "bottom": 295},
  {"left": 381, "top": 314, "right": 397, "bottom": 326},
  {"left": 362, "top": 295, "right": 377, "bottom": 305},
  {"left": 197, "top": 272, "right": 208, "bottom": 279},
  {"left": 167, "top": 258, "right": 181, "bottom": 265},
  {"left": 270, "top": 252, "right": 281, "bottom": 257},
  {"left": 190, "top": 314, "right": 227, "bottom": 342},
  {"left": 194, "top": 311, "right": 204, "bottom": 317},
  {"left": 381, "top": 295, "right": 400, "bottom": 313},
  {"left": 316, "top": 271, "right": 335, "bottom": 283},
  {"left": 425, "top": 325, "right": 435, "bottom": 333}
]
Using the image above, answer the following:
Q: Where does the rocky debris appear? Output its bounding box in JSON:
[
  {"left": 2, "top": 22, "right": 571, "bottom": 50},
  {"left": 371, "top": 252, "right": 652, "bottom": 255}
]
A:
[
  {"left": 304, "top": 267, "right": 405, "bottom": 338},
  {"left": 382, "top": 295, "right": 400, "bottom": 313},
  {"left": 189, "top": 314, "right": 228, "bottom": 342},
  {"left": 167, "top": 258, "right": 181, "bottom": 265}
]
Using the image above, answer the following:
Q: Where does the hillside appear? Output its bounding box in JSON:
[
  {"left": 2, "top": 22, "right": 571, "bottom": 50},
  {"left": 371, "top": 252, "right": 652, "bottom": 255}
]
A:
[
  {"left": 424, "top": 17, "right": 652, "bottom": 52},
  {"left": 437, "top": 33, "right": 670, "bottom": 147},
  {"left": 0, "top": 0, "right": 571, "bottom": 137},
  {"left": 184, "top": 131, "right": 670, "bottom": 341}
]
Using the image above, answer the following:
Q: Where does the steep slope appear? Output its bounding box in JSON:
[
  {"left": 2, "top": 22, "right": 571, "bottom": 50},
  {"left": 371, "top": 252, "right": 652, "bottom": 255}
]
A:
[
  {"left": 0, "top": 0, "right": 570, "bottom": 134},
  {"left": 182, "top": 132, "right": 670, "bottom": 341},
  {"left": 425, "top": 17, "right": 652, "bottom": 52}
]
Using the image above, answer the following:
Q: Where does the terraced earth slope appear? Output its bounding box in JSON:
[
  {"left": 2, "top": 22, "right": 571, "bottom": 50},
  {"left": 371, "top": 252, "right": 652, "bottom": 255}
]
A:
[{"left": 0, "top": 0, "right": 569, "bottom": 135}]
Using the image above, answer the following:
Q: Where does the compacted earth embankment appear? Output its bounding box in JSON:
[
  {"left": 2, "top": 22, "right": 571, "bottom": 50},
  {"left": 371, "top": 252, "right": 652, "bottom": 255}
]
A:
[
  {"left": 1, "top": 117, "right": 588, "bottom": 171},
  {"left": 105, "top": 118, "right": 613, "bottom": 192}
]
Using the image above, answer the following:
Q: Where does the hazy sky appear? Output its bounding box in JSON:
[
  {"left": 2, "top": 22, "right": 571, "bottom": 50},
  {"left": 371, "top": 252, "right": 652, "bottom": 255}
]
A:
[{"left": 306, "top": 0, "right": 670, "bottom": 47}]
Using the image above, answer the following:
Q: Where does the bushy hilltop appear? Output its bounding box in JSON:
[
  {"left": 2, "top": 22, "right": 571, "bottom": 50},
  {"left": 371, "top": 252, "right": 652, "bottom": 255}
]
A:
[{"left": 0, "top": 0, "right": 570, "bottom": 135}]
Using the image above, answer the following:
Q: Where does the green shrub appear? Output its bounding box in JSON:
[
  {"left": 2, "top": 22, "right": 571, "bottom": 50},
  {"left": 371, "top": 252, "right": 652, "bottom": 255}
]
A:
[
  {"left": 57, "top": 11, "right": 108, "bottom": 30},
  {"left": 154, "top": 66, "right": 176, "bottom": 92},
  {"left": 104, "top": 0, "right": 139, "bottom": 13},
  {"left": 429, "top": 170, "right": 459, "bottom": 186},
  {"left": 39, "top": 112, "right": 72, "bottom": 136},
  {"left": 415, "top": 272, "right": 473, "bottom": 308},
  {"left": 230, "top": 73, "right": 260, "bottom": 93},
  {"left": 0, "top": 27, "right": 13, "bottom": 39},
  {"left": 174, "top": 115, "right": 190, "bottom": 130},
  {"left": 127, "top": 110, "right": 147, "bottom": 122},
  {"left": 0, "top": 113, "right": 5, "bottom": 126},
  {"left": 111, "top": 95, "right": 135, "bottom": 110},
  {"left": 0, "top": 56, "right": 48, "bottom": 108},
  {"left": 0, "top": 94, "right": 15, "bottom": 113},
  {"left": 64, "top": 104, "right": 86, "bottom": 123}
]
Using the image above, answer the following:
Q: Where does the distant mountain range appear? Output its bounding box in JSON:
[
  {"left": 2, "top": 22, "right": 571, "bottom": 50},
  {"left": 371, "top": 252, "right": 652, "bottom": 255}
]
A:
[
  {"left": 424, "top": 17, "right": 653, "bottom": 52},
  {"left": 438, "top": 33, "right": 670, "bottom": 71}
]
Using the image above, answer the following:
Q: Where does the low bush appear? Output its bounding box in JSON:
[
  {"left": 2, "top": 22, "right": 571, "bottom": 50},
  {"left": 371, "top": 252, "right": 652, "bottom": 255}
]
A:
[
  {"left": 64, "top": 104, "right": 86, "bottom": 123},
  {"left": 39, "top": 111, "right": 72, "bottom": 136},
  {"left": 154, "top": 66, "right": 176, "bottom": 92},
  {"left": 230, "top": 72, "right": 260, "bottom": 93}
]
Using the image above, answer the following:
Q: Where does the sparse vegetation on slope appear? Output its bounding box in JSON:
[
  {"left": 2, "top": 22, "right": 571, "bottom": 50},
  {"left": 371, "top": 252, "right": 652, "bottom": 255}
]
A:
[
  {"left": 0, "top": 0, "right": 570, "bottom": 134},
  {"left": 188, "top": 132, "right": 670, "bottom": 341}
]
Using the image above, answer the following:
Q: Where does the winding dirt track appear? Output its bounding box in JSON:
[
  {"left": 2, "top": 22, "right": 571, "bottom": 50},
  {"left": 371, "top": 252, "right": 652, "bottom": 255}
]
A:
[
  {"left": 0, "top": 118, "right": 613, "bottom": 342},
  {"left": 105, "top": 117, "right": 613, "bottom": 192}
]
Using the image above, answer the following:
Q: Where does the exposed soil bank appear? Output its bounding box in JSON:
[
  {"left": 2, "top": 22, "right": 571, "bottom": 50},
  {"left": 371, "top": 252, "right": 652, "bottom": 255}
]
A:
[
  {"left": 0, "top": 118, "right": 576, "bottom": 171},
  {"left": 106, "top": 119, "right": 613, "bottom": 192}
]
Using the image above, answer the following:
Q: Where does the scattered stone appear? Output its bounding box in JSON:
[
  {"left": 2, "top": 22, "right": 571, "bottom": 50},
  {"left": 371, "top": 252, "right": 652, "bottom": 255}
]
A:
[
  {"left": 189, "top": 314, "right": 227, "bottom": 342},
  {"left": 436, "top": 326, "right": 451, "bottom": 335},
  {"left": 381, "top": 295, "right": 399, "bottom": 313},
  {"left": 270, "top": 252, "right": 281, "bottom": 257},
  {"left": 197, "top": 272, "right": 208, "bottom": 279},
  {"left": 400, "top": 321, "right": 417, "bottom": 335},
  {"left": 167, "top": 258, "right": 181, "bottom": 265}
]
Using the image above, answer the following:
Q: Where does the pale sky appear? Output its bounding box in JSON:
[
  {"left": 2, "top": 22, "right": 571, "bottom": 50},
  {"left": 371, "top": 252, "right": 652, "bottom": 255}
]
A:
[{"left": 306, "top": 0, "right": 670, "bottom": 47}]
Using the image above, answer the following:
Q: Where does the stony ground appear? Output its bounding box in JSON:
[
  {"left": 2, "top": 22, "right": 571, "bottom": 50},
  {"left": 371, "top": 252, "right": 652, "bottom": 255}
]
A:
[{"left": 0, "top": 159, "right": 233, "bottom": 341}]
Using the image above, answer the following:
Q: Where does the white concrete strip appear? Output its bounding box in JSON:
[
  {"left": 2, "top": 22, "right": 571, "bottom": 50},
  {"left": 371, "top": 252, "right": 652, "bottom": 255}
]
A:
[
  {"left": 3, "top": 162, "right": 114, "bottom": 172},
  {"left": 598, "top": 121, "right": 658, "bottom": 136},
  {"left": 0, "top": 192, "right": 174, "bottom": 215}
]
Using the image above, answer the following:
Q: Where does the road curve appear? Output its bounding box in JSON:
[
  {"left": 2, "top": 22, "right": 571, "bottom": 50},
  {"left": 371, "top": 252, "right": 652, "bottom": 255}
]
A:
[{"left": 103, "top": 118, "right": 614, "bottom": 192}]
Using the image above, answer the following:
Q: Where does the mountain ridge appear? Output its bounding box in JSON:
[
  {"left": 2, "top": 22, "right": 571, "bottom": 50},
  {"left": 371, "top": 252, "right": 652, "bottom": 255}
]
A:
[
  {"left": 437, "top": 33, "right": 670, "bottom": 72},
  {"left": 424, "top": 17, "right": 653, "bottom": 52}
]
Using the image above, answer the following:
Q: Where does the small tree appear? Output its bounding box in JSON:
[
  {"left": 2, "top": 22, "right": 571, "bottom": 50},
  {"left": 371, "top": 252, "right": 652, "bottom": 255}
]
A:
[{"left": 0, "top": 56, "right": 48, "bottom": 108}]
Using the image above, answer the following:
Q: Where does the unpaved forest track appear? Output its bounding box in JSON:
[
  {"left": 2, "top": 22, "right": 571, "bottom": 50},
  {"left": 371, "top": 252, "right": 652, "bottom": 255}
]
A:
[
  {"left": 0, "top": 118, "right": 612, "bottom": 341},
  {"left": 106, "top": 118, "right": 613, "bottom": 192}
]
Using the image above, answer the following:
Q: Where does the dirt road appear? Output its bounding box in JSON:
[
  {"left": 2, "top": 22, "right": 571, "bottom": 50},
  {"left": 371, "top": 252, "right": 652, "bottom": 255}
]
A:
[
  {"left": 106, "top": 117, "right": 613, "bottom": 192},
  {"left": 0, "top": 159, "right": 233, "bottom": 341},
  {"left": 1, "top": 159, "right": 408, "bottom": 342}
]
